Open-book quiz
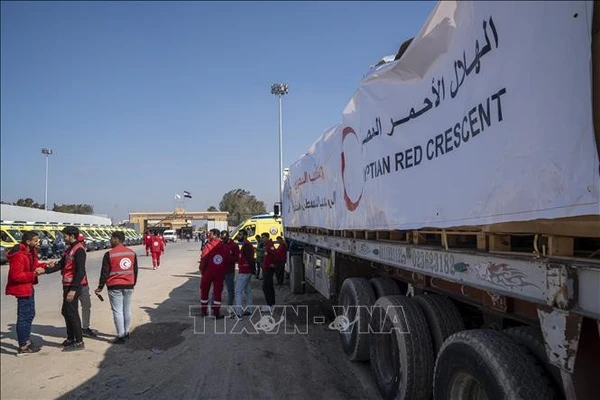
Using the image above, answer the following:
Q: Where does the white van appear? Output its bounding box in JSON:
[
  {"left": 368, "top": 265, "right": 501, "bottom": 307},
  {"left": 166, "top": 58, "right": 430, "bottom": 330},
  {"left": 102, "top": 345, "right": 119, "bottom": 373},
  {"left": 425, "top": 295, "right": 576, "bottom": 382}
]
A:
[{"left": 163, "top": 230, "right": 177, "bottom": 242}]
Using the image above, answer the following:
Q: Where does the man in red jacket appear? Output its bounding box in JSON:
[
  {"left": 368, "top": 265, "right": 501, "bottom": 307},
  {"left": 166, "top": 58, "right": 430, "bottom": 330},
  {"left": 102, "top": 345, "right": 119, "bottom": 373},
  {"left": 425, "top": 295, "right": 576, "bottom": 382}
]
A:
[
  {"left": 261, "top": 233, "right": 277, "bottom": 309},
  {"left": 150, "top": 231, "right": 165, "bottom": 270},
  {"left": 5, "top": 231, "right": 48, "bottom": 355},
  {"left": 198, "top": 229, "right": 230, "bottom": 318},
  {"left": 220, "top": 230, "right": 239, "bottom": 309}
]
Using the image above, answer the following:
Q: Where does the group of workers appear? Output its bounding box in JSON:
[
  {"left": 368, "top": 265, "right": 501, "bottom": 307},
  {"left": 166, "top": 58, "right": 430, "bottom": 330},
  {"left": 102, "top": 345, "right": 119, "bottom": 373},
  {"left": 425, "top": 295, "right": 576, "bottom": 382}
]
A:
[
  {"left": 199, "top": 229, "right": 288, "bottom": 318},
  {"left": 143, "top": 231, "right": 166, "bottom": 269},
  {"left": 5, "top": 224, "right": 289, "bottom": 356},
  {"left": 5, "top": 226, "right": 138, "bottom": 355}
]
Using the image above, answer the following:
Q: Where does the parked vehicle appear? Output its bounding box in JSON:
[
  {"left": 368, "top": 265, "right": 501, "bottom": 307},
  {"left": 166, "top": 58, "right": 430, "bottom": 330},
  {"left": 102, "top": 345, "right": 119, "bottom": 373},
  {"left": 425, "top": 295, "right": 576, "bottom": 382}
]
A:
[
  {"left": 281, "top": 2, "right": 600, "bottom": 399},
  {"left": 229, "top": 214, "right": 283, "bottom": 247},
  {"left": 162, "top": 229, "right": 177, "bottom": 242}
]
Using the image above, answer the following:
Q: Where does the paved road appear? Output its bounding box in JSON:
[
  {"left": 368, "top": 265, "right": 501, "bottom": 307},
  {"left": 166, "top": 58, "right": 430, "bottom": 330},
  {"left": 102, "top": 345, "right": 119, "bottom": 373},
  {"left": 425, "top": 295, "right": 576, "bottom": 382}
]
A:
[{"left": 1, "top": 242, "right": 380, "bottom": 399}]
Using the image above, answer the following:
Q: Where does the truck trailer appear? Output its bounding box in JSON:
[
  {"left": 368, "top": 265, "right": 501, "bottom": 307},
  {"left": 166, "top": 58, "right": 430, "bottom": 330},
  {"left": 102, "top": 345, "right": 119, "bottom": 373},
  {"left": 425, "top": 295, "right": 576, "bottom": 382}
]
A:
[{"left": 282, "top": 1, "right": 600, "bottom": 399}]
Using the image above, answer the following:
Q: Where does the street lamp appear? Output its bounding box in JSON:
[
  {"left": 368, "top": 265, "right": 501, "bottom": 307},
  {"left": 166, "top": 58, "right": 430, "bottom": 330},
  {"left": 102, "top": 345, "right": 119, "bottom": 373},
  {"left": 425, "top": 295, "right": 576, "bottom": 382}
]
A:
[
  {"left": 41, "top": 148, "right": 53, "bottom": 211},
  {"left": 270, "top": 83, "right": 289, "bottom": 205}
]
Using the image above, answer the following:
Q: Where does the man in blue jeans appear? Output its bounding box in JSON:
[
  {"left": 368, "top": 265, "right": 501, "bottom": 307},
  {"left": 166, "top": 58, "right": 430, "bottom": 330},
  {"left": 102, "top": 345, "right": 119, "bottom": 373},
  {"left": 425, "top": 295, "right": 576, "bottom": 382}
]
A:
[
  {"left": 95, "top": 231, "right": 138, "bottom": 344},
  {"left": 220, "top": 230, "right": 239, "bottom": 311},
  {"left": 234, "top": 229, "right": 255, "bottom": 317},
  {"left": 5, "top": 231, "right": 48, "bottom": 355}
]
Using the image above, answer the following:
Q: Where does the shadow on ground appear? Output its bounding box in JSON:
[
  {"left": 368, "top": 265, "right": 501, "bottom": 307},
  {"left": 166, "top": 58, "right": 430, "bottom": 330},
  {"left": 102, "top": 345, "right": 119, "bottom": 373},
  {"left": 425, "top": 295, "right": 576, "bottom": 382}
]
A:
[
  {"left": 53, "top": 270, "right": 379, "bottom": 400},
  {"left": 0, "top": 323, "right": 119, "bottom": 355},
  {"left": 56, "top": 272, "right": 200, "bottom": 399}
]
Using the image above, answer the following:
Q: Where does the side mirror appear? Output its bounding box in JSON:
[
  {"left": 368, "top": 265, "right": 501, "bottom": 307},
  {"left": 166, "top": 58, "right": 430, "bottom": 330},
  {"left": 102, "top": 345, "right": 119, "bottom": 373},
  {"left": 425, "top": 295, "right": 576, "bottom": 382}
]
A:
[{"left": 273, "top": 202, "right": 281, "bottom": 217}]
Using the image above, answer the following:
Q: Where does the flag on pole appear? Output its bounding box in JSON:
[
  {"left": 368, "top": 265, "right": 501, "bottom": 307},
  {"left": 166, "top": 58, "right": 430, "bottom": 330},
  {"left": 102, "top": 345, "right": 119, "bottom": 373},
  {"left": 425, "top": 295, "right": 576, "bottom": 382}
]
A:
[
  {"left": 175, "top": 194, "right": 181, "bottom": 200},
  {"left": 183, "top": 190, "right": 192, "bottom": 199}
]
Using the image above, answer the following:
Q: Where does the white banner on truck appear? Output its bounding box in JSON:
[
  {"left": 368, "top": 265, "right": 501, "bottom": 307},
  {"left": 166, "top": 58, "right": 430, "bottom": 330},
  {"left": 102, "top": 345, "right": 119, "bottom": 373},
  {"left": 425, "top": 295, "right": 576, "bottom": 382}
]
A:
[{"left": 283, "top": 1, "right": 599, "bottom": 230}]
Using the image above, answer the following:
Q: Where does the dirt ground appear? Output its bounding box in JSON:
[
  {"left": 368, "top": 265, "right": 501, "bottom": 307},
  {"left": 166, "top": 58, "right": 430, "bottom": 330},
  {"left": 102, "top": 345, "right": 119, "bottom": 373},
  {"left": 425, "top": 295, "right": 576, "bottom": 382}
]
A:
[{"left": 0, "top": 242, "right": 380, "bottom": 399}]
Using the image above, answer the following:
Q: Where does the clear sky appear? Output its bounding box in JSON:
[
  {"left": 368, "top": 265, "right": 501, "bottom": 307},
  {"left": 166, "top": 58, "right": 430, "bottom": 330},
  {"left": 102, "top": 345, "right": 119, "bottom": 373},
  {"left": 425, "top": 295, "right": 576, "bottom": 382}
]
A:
[{"left": 1, "top": 1, "right": 436, "bottom": 222}]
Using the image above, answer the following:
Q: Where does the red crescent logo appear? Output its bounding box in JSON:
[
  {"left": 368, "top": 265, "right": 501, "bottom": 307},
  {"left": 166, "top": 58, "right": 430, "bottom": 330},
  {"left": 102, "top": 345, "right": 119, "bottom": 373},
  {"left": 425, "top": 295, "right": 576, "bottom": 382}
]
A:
[{"left": 341, "top": 126, "right": 363, "bottom": 212}]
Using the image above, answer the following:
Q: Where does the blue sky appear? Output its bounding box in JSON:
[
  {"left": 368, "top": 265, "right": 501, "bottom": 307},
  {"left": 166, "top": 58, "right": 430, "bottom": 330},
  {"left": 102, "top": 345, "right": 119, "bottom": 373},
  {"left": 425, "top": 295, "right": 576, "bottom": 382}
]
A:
[{"left": 1, "top": 1, "right": 436, "bottom": 222}]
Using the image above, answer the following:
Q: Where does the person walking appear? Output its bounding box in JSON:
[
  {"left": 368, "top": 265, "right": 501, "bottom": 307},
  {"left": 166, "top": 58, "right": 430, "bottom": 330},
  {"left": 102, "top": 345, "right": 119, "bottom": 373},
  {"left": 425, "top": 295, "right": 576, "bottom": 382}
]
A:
[
  {"left": 150, "top": 231, "right": 164, "bottom": 270},
  {"left": 198, "top": 229, "right": 230, "bottom": 318},
  {"left": 220, "top": 230, "right": 239, "bottom": 310},
  {"left": 255, "top": 234, "right": 264, "bottom": 280},
  {"left": 95, "top": 231, "right": 138, "bottom": 344},
  {"left": 234, "top": 229, "right": 255, "bottom": 317},
  {"left": 44, "top": 226, "right": 88, "bottom": 352},
  {"left": 261, "top": 233, "right": 277, "bottom": 310},
  {"left": 5, "top": 231, "right": 48, "bottom": 355},
  {"left": 144, "top": 231, "right": 152, "bottom": 256}
]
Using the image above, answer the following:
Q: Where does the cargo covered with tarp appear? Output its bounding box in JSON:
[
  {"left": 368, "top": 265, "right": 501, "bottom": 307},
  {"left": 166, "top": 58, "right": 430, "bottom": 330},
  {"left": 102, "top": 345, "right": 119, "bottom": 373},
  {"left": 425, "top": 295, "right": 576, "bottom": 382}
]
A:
[{"left": 283, "top": 0, "right": 600, "bottom": 235}]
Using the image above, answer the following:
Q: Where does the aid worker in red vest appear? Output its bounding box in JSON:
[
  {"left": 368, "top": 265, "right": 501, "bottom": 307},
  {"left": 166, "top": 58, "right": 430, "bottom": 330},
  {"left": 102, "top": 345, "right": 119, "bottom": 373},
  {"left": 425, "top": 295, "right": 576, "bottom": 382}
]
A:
[
  {"left": 95, "top": 230, "right": 138, "bottom": 344},
  {"left": 220, "top": 230, "right": 239, "bottom": 308},
  {"left": 150, "top": 231, "right": 164, "bottom": 270},
  {"left": 144, "top": 231, "right": 153, "bottom": 256},
  {"left": 233, "top": 229, "right": 255, "bottom": 317},
  {"left": 44, "top": 226, "right": 88, "bottom": 352},
  {"left": 261, "top": 233, "right": 277, "bottom": 309},
  {"left": 198, "top": 229, "right": 231, "bottom": 318}
]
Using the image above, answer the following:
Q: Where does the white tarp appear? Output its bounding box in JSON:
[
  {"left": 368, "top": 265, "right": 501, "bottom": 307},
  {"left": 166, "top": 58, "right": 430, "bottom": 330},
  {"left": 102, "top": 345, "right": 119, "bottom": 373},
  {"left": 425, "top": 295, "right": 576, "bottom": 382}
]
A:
[{"left": 283, "top": 1, "right": 600, "bottom": 230}]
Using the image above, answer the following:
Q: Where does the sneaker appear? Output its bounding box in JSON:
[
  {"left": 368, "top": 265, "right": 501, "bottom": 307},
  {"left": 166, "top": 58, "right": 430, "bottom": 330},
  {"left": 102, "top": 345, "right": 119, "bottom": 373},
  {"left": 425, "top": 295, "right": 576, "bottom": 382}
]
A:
[
  {"left": 82, "top": 328, "right": 98, "bottom": 338},
  {"left": 62, "top": 339, "right": 74, "bottom": 347},
  {"left": 153, "top": 267, "right": 157, "bottom": 270},
  {"left": 112, "top": 337, "right": 127, "bottom": 345},
  {"left": 17, "top": 344, "right": 41, "bottom": 356},
  {"left": 62, "top": 341, "right": 85, "bottom": 352},
  {"left": 125, "top": 333, "right": 130, "bottom": 340}
]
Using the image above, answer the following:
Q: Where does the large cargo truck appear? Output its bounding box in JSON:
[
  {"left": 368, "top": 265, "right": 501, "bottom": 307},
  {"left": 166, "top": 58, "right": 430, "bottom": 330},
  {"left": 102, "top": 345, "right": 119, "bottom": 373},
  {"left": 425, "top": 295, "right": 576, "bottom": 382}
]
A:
[{"left": 281, "top": 1, "right": 600, "bottom": 399}]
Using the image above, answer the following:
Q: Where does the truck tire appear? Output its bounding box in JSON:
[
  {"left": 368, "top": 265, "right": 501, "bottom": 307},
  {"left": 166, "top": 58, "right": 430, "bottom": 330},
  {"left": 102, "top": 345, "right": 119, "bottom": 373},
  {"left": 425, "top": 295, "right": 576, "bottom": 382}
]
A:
[
  {"left": 289, "top": 255, "right": 304, "bottom": 294},
  {"left": 369, "top": 295, "right": 434, "bottom": 400},
  {"left": 434, "top": 330, "right": 559, "bottom": 400},
  {"left": 413, "top": 294, "right": 465, "bottom": 353},
  {"left": 369, "top": 277, "right": 401, "bottom": 299},
  {"left": 504, "top": 325, "right": 564, "bottom": 394},
  {"left": 338, "top": 278, "right": 376, "bottom": 361}
]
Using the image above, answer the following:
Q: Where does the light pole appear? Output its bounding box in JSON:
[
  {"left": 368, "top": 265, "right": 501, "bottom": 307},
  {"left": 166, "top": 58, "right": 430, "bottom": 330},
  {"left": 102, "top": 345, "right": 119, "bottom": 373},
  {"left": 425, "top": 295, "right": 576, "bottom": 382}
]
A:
[
  {"left": 41, "top": 148, "right": 53, "bottom": 210},
  {"left": 270, "top": 83, "right": 289, "bottom": 205}
]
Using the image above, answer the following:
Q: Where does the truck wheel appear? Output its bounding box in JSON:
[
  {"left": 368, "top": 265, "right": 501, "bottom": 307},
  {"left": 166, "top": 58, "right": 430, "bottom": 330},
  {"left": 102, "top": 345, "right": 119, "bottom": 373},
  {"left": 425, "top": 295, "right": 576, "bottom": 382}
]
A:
[
  {"left": 370, "top": 277, "right": 401, "bottom": 299},
  {"left": 289, "top": 255, "right": 304, "bottom": 294},
  {"left": 504, "top": 325, "right": 564, "bottom": 394},
  {"left": 338, "top": 278, "right": 376, "bottom": 361},
  {"left": 414, "top": 294, "right": 465, "bottom": 353},
  {"left": 369, "top": 295, "right": 434, "bottom": 400},
  {"left": 434, "top": 330, "right": 559, "bottom": 400}
]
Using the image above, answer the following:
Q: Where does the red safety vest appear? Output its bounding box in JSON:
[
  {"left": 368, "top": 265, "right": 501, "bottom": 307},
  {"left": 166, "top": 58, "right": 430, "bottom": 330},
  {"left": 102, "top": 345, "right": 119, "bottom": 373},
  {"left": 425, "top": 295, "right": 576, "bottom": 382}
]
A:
[
  {"left": 62, "top": 242, "right": 88, "bottom": 286},
  {"left": 106, "top": 244, "right": 136, "bottom": 287}
]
